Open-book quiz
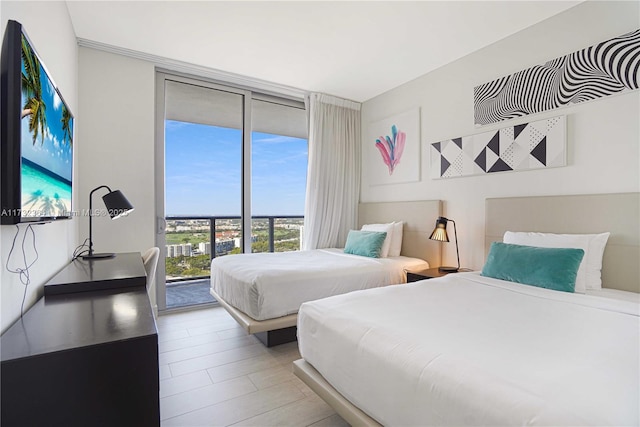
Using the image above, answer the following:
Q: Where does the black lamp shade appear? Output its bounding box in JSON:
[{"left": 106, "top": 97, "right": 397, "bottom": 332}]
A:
[
  {"left": 82, "top": 186, "right": 134, "bottom": 259},
  {"left": 102, "top": 190, "right": 134, "bottom": 219}
]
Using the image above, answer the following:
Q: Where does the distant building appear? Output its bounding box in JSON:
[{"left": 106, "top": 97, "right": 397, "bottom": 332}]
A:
[
  {"left": 280, "top": 223, "right": 302, "bottom": 230},
  {"left": 182, "top": 243, "right": 192, "bottom": 257},
  {"left": 166, "top": 245, "right": 175, "bottom": 257},
  {"left": 216, "top": 239, "right": 235, "bottom": 255},
  {"left": 199, "top": 242, "right": 211, "bottom": 255}
]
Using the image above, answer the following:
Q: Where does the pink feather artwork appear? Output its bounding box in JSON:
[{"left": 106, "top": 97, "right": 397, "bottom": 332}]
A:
[{"left": 375, "top": 125, "right": 406, "bottom": 175}]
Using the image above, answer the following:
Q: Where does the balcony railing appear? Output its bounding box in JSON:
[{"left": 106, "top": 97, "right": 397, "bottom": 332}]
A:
[{"left": 164, "top": 215, "right": 303, "bottom": 282}]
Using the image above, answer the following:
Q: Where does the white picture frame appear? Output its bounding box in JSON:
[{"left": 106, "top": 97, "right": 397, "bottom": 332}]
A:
[
  {"left": 368, "top": 108, "right": 420, "bottom": 186},
  {"left": 430, "top": 115, "right": 566, "bottom": 179}
]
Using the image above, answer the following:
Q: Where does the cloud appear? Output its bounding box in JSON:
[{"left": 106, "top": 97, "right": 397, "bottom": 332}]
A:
[
  {"left": 253, "top": 135, "right": 307, "bottom": 145},
  {"left": 165, "top": 120, "right": 189, "bottom": 131},
  {"left": 53, "top": 90, "right": 62, "bottom": 110}
]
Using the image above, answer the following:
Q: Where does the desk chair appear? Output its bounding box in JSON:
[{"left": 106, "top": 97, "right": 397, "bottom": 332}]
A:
[{"left": 142, "top": 247, "right": 160, "bottom": 296}]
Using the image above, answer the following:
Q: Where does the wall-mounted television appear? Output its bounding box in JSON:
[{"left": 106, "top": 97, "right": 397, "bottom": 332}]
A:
[{"left": 1, "top": 20, "right": 74, "bottom": 225}]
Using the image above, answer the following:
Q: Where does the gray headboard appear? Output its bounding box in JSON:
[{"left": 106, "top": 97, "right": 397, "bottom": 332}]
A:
[
  {"left": 485, "top": 193, "right": 639, "bottom": 293},
  {"left": 358, "top": 200, "right": 442, "bottom": 266}
]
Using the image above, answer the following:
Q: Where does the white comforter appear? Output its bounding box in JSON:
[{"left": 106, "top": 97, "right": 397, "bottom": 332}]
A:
[
  {"left": 210, "top": 248, "right": 429, "bottom": 320},
  {"left": 298, "top": 272, "right": 640, "bottom": 426}
]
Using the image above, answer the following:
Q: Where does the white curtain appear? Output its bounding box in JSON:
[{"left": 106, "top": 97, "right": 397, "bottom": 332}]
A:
[{"left": 303, "top": 93, "right": 361, "bottom": 250}]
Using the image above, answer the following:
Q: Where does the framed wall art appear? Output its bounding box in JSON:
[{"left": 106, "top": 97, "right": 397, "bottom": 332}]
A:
[
  {"left": 474, "top": 29, "right": 640, "bottom": 125},
  {"left": 368, "top": 108, "right": 420, "bottom": 185},
  {"left": 431, "top": 115, "right": 566, "bottom": 179}
]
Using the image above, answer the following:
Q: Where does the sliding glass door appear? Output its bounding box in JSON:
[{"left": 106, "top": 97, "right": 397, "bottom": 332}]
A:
[
  {"left": 155, "top": 72, "right": 307, "bottom": 311},
  {"left": 156, "top": 74, "right": 250, "bottom": 311}
]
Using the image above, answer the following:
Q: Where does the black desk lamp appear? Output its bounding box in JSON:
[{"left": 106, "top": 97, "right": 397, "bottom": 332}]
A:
[
  {"left": 429, "top": 216, "right": 460, "bottom": 272},
  {"left": 82, "top": 185, "right": 134, "bottom": 260}
]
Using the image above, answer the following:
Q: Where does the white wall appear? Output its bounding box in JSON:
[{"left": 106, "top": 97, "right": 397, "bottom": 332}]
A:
[
  {"left": 0, "top": 1, "right": 78, "bottom": 333},
  {"left": 76, "top": 47, "right": 156, "bottom": 303},
  {"left": 361, "top": 1, "right": 639, "bottom": 270}
]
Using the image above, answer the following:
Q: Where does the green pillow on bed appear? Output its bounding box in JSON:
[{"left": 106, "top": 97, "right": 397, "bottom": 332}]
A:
[
  {"left": 344, "top": 230, "right": 388, "bottom": 258},
  {"left": 481, "top": 242, "right": 585, "bottom": 293}
]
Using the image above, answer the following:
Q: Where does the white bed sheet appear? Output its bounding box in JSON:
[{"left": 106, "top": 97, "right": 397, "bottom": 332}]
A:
[
  {"left": 210, "top": 248, "right": 428, "bottom": 320},
  {"left": 586, "top": 287, "right": 640, "bottom": 303},
  {"left": 298, "top": 272, "right": 640, "bottom": 426}
]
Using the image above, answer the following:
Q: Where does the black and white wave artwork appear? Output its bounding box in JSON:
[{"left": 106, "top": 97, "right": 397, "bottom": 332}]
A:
[{"left": 474, "top": 29, "right": 640, "bottom": 125}]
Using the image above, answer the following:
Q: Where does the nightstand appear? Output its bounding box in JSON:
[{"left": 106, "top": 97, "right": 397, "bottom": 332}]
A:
[{"left": 406, "top": 267, "right": 450, "bottom": 283}]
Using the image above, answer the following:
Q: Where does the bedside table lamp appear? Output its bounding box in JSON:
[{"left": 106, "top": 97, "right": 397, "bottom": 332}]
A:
[
  {"left": 82, "top": 185, "right": 134, "bottom": 260},
  {"left": 429, "top": 216, "right": 460, "bottom": 272}
]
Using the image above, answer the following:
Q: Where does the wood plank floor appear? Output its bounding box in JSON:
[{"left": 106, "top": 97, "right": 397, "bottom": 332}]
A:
[{"left": 157, "top": 305, "right": 350, "bottom": 426}]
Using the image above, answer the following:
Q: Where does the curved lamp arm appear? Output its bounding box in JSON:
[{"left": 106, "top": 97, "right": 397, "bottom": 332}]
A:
[
  {"left": 83, "top": 185, "right": 133, "bottom": 259},
  {"left": 88, "top": 185, "right": 112, "bottom": 257}
]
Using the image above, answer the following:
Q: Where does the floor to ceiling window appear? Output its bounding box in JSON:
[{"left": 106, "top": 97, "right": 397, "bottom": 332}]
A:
[
  {"left": 155, "top": 73, "right": 307, "bottom": 311},
  {"left": 250, "top": 98, "right": 308, "bottom": 253}
]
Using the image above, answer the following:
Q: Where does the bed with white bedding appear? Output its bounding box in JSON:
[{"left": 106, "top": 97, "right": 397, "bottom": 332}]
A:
[
  {"left": 210, "top": 200, "right": 443, "bottom": 346},
  {"left": 210, "top": 248, "right": 428, "bottom": 321},
  {"left": 296, "top": 272, "right": 639, "bottom": 426},
  {"left": 293, "top": 192, "right": 640, "bottom": 425}
]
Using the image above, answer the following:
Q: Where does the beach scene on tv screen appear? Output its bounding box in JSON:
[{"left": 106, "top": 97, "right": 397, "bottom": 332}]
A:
[{"left": 20, "top": 35, "right": 73, "bottom": 218}]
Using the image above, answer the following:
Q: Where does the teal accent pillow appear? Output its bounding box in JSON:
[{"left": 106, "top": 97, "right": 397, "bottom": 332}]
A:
[
  {"left": 344, "top": 230, "right": 388, "bottom": 258},
  {"left": 481, "top": 242, "right": 585, "bottom": 293}
]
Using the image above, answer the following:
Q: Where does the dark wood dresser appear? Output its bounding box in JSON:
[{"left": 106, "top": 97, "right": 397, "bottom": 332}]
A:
[{"left": 1, "top": 253, "right": 159, "bottom": 426}]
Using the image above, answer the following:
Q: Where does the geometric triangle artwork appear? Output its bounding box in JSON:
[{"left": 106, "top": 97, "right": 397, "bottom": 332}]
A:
[
  {"left": 474, "top": 147, "right": 487, "bottom": 172},
  {"left": 430, "top": 115, "right": 565, "bottom": 179},
  {"left": 487, "top": 132, "right": 500, "bottom": 156},
  {"left": 488, "top": 158, "right": 513, "bottom": 173},
  {"left": 531, "top": 136, "right": 547, "bottom": 166},
  {"left": 486, "top": 149, "right": 499, "bottom": 171},
  {"left": 502, "top": 141, "right": 528, "bottom": 169},
  {"left": 441, "top": 156, "right": 451, "bottom": 176},
  {"left": 514, "top": 123, "right": 528, "bottom": 140},
  {"left": 451, "top": 152, "right": 464, "bottom": 176}
]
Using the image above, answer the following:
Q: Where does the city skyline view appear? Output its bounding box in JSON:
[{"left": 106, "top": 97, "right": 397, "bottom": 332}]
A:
[
  {"left": 164, "top": 217, "right": 304, "bottom": 279},
  {"left": 165, "top": 120, "right": 308, "bottom": 217}
]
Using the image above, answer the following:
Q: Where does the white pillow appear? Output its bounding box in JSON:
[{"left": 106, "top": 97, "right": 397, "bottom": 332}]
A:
[
  {"left": 388, "top": 221, "right": 404, "bottom": 257},
  {"left": 361, "top": 223, "right": 394, "bottom": 258},
  {"left": 503, "top": 231, "right": 610, "bottom": 293}
]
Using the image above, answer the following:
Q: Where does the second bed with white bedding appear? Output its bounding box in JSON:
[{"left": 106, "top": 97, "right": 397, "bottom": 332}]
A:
[
  {"left": 210, "top": 248, "right": 429, "bottom": 320},
  {"left": 297, "top": 272, "right": 640, "bottom": 426}
]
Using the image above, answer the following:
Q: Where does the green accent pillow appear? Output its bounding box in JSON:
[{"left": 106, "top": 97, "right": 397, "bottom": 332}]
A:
[
  {"left": 481, "top": 242, "right": 585, "bottom": 293},
  {"left": 344, "top": 230, "right": 388, "bottom": 258}
]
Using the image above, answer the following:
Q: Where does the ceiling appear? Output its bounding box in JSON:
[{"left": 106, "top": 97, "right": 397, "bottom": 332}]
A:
[{"left": 66, "top": 1, "right": 582, "bottom": 102}]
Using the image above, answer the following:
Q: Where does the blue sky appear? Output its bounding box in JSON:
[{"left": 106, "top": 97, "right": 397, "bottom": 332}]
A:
[{"left": 165, "top": 120, "right": 308, "bottom": 216}]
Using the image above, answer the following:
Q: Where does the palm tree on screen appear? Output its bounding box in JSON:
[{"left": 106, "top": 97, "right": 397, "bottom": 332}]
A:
[
  {"left": 21, "top": 35, "right": 47, "bottom": 145},
  {"left": 61, "top": 105, "right": 73, "bottom": 145},
  {"left": 24, "top": 190, "right": 43, "bottom": 210},
  {"left": 53, "top": 193, "right": 67, "bottom": 214},
  {"left": 40, "top": 196, "right": 55, "bottom": 215}
]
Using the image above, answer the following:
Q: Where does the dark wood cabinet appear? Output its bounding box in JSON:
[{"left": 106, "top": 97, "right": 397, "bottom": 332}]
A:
[
  {"left": 1, "top": 253, "right": 159, "bottom": 426},
  {"left": 406, "top": 267, "right": 450, "bottom": 283}
]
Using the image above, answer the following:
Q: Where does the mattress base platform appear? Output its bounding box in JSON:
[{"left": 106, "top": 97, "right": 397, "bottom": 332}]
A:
[
  {"left": 254, "top": 326, "right": 297, "bottom": 347},
  {"left": 293, "top": 359, "right": 382, "bottom": 427},
  {"left": 210, "top": 287, "right": 299, "bottom": 347}
]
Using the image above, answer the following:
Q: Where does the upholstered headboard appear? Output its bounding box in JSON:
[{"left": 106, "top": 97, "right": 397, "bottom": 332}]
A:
[
  {"left": 358, "top": 200, "right": 442, "bottom": 266},
  {"left": 485, "top": 193, "right": 639, "bottom": 293}
]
